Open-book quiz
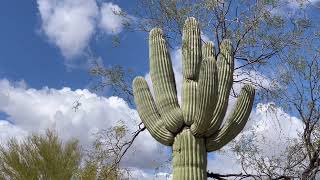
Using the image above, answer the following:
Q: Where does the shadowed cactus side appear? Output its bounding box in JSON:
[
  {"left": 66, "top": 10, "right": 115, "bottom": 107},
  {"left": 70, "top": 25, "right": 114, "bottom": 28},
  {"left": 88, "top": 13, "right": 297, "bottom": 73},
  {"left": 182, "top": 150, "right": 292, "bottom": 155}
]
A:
[{"left": 133, "top": 17, "right": 255, "bottom": 180}]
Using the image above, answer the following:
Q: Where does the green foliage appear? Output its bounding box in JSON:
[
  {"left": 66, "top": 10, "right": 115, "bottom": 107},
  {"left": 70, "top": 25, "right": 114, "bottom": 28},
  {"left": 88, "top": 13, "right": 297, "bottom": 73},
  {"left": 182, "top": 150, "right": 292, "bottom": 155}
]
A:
[
  {"left": 0, "top": 130, "right": 80, "bottom": 180},
  {"left": 77, "top": 123, "right": 130, "bottom": 180},
  {"left": 90, "top": 63, "right": 134, "bottom": 104},
  {"left": 0, "top": 127, "right": 130, "bottom": 180}
]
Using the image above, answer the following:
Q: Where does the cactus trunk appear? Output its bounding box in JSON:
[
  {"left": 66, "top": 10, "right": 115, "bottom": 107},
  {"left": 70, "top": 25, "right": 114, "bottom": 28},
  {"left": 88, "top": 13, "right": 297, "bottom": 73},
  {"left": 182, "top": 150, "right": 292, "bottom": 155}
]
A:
[
  {"left": 133, "top": 17, "right": 255, "bottom": 180},
  {"left": 172, "top": 128, "right": 207, "bottom": 180},
  {"left": 173, "top": 128, "right": 207, "bottom": 180}
]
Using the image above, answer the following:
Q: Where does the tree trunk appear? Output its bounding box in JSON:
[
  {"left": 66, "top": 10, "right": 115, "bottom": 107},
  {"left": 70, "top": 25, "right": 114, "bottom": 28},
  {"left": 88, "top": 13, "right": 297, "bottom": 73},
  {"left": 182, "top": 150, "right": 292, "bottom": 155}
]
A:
[{"left": 172, "top": 128, "right": 207, "bottom": 180}]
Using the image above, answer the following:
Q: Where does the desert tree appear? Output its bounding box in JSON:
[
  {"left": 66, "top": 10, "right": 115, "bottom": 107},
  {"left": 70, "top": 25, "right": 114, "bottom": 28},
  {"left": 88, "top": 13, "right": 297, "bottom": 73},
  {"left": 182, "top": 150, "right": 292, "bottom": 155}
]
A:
[
  {"left": 77, "top": 121, "right": 142, "bottom": 179},
  {"left": 233, "top": 28, "right": 320, "bottom": 179},
  {"left": 92, "top": 0, "right": 305, "bottom": 100},
  {"left": 91, "top": 0, "right": 312, "bottom": 114},
  {"left": 0, "top": 130, "right": 81, "bottom": 180},
  {"left": 88, "top": 0, "right": 318, "bottom": 178},
  {"left": 133, "top": 0, "right": 311, "bottom": 95}
]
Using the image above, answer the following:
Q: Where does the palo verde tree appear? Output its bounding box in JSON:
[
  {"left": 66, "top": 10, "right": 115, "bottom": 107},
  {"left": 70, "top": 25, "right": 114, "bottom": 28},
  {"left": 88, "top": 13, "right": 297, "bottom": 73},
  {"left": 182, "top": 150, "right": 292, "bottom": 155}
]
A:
[
  {"left": 0, "top": 130, "right": 80, "bottom": 180},
  {"left": 234, "top": 30, "right": 320, "bottom": 180},
  {"left": 133, "top": 17, "right": 255, "bottom": 179},
  {"left": 78, "top": 122, "right": 132, "bottom": 180}
]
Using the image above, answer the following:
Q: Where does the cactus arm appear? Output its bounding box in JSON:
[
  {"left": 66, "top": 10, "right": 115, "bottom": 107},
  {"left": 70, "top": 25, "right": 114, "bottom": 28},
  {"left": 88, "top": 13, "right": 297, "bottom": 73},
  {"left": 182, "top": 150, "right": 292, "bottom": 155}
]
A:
[
  {"left": 182, "top": 17, "right": 202, "bottom": 125},
  {"left": 202, "top": 41, "right": 215, "bottom": 59},
  {"left": 205, "top": 39, "right": 234, "bottom": 137},
  {"left": 182, "top": 80, "right": 197, "bottom": 126},
  {"left": 190, "top": 57, "right": 218, "bottom": 136},
  {"left": 182, "top": 17, "right": 202, "bottom": 80},
  {"left": 190, "top": 42, "right": 217, "bottom": 136},
  {"left": 206, "top": 85, "right": 255, "bottom": 152},
  {"left": 149, "top": 28, "right": 184, "bottom": 133},
  {"left": 133, "top": 77, "right": 174, "bottom": 146}
]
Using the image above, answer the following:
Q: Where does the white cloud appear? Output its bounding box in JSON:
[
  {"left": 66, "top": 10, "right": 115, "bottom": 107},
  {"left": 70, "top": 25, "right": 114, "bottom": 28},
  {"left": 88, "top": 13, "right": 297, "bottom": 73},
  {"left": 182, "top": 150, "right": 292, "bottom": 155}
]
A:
[
  {"left": 270, "top": 0, "right": 320, "bottom": 15},
  {"left": 246, "top": 103, "right": 303, "bottom": 156},
  {"left": 99, "top": 2, "right": 126, "bottom": 35},
  {"left": 233, "top": 65, "right": 274, "bottom": 93},
  {"left": 285, "top": 0, "right": 320, "bottom": 9},
  {"left": 129, "top": 100, "right": 304, "bottom": 177},
  {"left": 129, "top": 168, "right": 172, "bottom": 180},
  {"left": 37, "top": 0, "right": 99, "bottom": 59},
  {"left": 201, "top": 32, "right": 210, "bottom": 42},
  {"left": 171, "top": 49, "right": 183, "bottom": 104},
  {"left": 207, "top": 146, "right": 242, "bottom": 174},
  {"left": 0, "top": 77, "right": 305, "bottom": 178},
  {"left": 0, "top": 121, "right": 27, "bottom": 144},
  {"left": 0, "top": 31, "right": 303, "bottom": 176},
  {"left": 207, "top": 103, "right": 304, "bottom": 175},
  {"left": 37, "top": 0, "right": 128, "bottom": 59},
  {"left": 0, "top": 79, "right": 168, "bottom": 177}
]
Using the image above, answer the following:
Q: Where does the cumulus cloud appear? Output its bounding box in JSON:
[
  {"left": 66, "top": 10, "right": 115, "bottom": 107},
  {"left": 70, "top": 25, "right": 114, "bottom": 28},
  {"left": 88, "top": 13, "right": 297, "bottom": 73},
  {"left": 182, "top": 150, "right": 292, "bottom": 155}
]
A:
[
  {"left": 0, "top": 79, "right": 168, "bottom": 177},
  {"left": 246, "top": 103, "right": 303, "bottom": 155},
  {"left": 233, "top": 63, "right": 274, "bottom": 93},
  {"left": 37, "top": 0, "right": 98, "bottom": 58},
  {"left": 129, "top": 168, "right": 172, "bottom": 180},
  {"left": 0, "top": 32, "right": 302, "bottom": 177},
  {"left": 0, "top": 77, "right": 305, "bottom": 178},
  {"left": 37, "top": 0, "right": 128, "bottom": 59},
  {"left": 0, "top": 121, "right": 27, "bottom": 144},
  {"left": 99, "top": 2, "right": 126, "bottom": 35},
  {"left": 207, "top": 103, "right": 304, "bottom": 174}
]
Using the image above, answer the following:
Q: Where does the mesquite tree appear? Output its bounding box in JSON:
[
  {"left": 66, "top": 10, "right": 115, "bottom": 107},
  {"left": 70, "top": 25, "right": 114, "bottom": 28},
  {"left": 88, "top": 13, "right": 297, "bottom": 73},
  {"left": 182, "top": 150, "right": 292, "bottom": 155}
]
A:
[{"left": 133, "top": 17, "right": 255, "bottom": 179}]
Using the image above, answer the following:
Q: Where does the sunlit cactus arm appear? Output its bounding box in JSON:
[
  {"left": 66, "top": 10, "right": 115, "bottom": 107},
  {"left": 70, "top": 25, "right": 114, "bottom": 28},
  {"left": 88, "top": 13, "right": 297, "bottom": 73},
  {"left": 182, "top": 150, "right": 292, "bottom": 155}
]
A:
[
  {"left": 206, "top": 85, "right": 255, "bottom": 152},
  {"left": 133, "top": 77, "right": 174, "bottom": 146},
  {"left": 182, "top": 17, "right": 202, "bottom": 79},
  {"left": 149, "top": 28, "right": 184, "bottom": 133},
  {"left": 182, "top": 17, "right": 202, "bottom": 125},
  {"left": 191, "top": 57, "right": 218, "bottom": 136},
  {"left": 182, "top": 80, "right": 197, "bottom": 126},
  {"left": 202, "top": 41, "right": 215, "bottom": 59},
  {"left": 205, "top": 39, "right": 234, "bottom": 137}
]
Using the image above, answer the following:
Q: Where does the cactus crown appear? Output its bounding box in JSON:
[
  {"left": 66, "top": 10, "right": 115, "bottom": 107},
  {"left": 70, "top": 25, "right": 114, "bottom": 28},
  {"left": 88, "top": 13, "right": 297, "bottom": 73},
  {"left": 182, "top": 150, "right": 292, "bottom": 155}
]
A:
[{"left": 133, "top": 17, "right": 255, "bottom": 152}]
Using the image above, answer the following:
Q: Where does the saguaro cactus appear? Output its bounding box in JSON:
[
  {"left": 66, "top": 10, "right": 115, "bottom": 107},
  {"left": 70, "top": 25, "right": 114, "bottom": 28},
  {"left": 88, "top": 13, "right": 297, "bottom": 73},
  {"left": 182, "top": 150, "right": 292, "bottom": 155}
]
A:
[{"left": 133, "top": 17, "right": 255, "bottom": 180}]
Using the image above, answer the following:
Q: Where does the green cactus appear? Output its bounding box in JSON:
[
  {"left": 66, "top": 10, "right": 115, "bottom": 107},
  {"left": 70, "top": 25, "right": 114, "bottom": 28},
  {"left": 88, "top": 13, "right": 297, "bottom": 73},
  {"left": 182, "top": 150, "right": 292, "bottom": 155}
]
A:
[{"left": 133, "top": 17, "right": 255, "bottom": 180}]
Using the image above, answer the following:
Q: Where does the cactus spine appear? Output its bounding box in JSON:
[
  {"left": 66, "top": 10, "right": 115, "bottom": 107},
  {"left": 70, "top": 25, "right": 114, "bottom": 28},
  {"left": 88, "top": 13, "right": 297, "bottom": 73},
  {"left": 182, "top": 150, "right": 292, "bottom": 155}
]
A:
[{"left": 133, "top": 17, "right": 255, "bottom": 180}]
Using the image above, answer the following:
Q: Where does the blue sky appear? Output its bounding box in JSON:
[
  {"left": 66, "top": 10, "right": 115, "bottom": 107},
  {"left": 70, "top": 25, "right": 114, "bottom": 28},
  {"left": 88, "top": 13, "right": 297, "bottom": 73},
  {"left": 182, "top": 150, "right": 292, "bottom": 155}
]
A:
[
  {"left": 0, "top": 0, "right": 149, "bottom": 91},
  {"left": 0, "top": 0, "right": 317, "bottom": 179},
  {"left": 0, "top": 1, "right": 166, "bottom": 178}
]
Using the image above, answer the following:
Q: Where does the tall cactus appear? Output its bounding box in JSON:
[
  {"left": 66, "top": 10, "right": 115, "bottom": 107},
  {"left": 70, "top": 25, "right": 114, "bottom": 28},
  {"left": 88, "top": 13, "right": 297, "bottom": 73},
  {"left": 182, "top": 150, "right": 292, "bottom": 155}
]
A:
[{"left": 133, "top": 17, "right": 255, "bottom": 180}]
